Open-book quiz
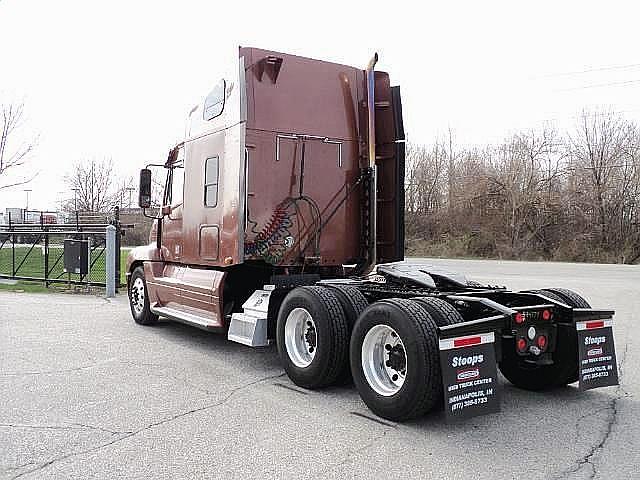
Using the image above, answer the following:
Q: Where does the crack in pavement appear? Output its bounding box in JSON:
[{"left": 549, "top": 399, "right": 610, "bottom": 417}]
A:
[
  {"left": 119, "top": 360, "right": 216, "bottom": 396},
  {"left": 0, "top": 423, "right": 130, "bottom": 436},
  {"left": 553, "top": 394, "right": 620, "bottom": 480},
  {"left": 553, "top": 332, "right": 631, "bottom": 479},
  {"left": 319, "top": 412, "right": 399, "bottom": 475},
  {"left": 320, "top": 430, "right": 390, "bottom": 475},
  {"left": 0, "top": 358, "right": 118, "bottom": 377},
  {"left": 8, "top": 372, "right": 285, "bottom": 479},
  {"left": 3, "top": 461, "right": 40, "bottom": 474}
]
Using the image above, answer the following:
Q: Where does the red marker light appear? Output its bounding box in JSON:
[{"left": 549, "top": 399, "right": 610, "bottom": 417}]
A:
[
  {"left": 454, "top": 336, "right": 482, "bottom": 348},
  {"left": 517, "top": 338, "right": 527, "bottom": 352},
  {"left": 515, "top": 312, "right": 525, "bottom": 324},
  {"left": 586, "top": 321, "right": 605, "bottom": 330},
  {"left": 537, "top": 335, "right": 548, "bottom": 349},
  {"left": 542, "top": 309, "right": 552, "bottom": 321}
]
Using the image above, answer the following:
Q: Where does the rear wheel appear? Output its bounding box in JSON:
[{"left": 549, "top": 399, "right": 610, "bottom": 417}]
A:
[
  {"left": 541, "top": 288, "right": 590, "bottom": 309},
  {"left": 128, "top": 266, "right": 158, "bottom": 326},
  {"left": 277, "top": 286, "right": 349, "bottom": 389},
  {"left": 499, "top": 288, "right": 590, "bottom": 390},
  {"left": 325, "top": 285, "right": 369, "bottom": 328},
  {"left": 350, "top": 299, "right": 441, "bottom": 421},
  {"left": 411, "top": 296, "right": 464, "bottom": 327}
]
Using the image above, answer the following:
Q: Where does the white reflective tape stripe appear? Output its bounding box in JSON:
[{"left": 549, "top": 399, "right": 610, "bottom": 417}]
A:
[
  {"left": 439, "top": 332, "right": 495, "bottom": 351},
  {"left": 576, "top": 319, "right": 614, "bottom": 331}
]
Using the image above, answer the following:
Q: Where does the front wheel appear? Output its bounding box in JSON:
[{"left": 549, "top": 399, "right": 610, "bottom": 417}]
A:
[
  {"left": 350, "top": 299, "right": 442, "bottom": 421},
  {"left": 128, "top": 266, "right": 158, "bottom": 326}
]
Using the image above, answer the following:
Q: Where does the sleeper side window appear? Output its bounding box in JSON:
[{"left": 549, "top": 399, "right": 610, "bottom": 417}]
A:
[
  {"left": 203, "top": 80, "right": 225, "bottom": 121},
  {"left": 204, "top": 156, "right": 219, "bottom": 207}
]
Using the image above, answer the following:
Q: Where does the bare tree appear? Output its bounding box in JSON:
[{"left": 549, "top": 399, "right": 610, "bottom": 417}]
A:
[
  {"left": 484, "top": 128, "right": 562, "bottom": 255},
  {"left": 0, "top": 101, "right": 37, "bottom": 189},
  {"left": 64, "top": 158, "right": 124, "bottom": 212},
  {"left": 567, "top": 112, "right": 635, "bottom": 251},
  {"left": 405, "top": 142, "right": 447, "bottom": 216},
  {"left": 405, "top": 112, "right": 640, "bottom": 263}
]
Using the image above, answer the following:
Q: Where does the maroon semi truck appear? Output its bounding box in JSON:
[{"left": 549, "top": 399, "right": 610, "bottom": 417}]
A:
[{"left": 127, "top": 47, "right": 618, "bottom": 421}]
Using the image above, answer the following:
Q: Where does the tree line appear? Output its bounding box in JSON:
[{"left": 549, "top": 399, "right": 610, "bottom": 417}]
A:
[
  {"left": 3, "top": 99, "right": 640, "bottom": 261},
  {"left": 405, "top": 112, "right": 640, "bottom": 264}
]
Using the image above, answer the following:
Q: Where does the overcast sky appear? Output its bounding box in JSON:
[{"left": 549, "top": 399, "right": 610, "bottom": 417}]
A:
[{"left": 1, "top": 0, "right": 640, "bottom": 211}]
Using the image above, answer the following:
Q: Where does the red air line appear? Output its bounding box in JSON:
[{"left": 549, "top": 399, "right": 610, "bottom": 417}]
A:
[
  {"left": 454, "top": 336, "right": 482, "bottom": 348},
  {"left": 586, "top": 320, "right": 605, "bottom": 330}
]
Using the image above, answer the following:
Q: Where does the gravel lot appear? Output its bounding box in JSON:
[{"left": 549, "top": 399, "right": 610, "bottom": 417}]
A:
[{"left": 1, "top": 258, "right": 637, "bottom": 479}]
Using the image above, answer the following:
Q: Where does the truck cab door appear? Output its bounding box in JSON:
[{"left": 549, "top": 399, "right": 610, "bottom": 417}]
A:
[
  {"left": 149, "top": 152, "right": 185, "bottom": 309},
  {"left": 161, "top": 149, "right": 185, "bottom": 262}
]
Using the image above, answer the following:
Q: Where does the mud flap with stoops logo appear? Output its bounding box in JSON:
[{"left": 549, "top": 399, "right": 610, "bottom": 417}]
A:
[
  {"left": 576, "top": 319, "right": 619, "bottom": 391},
  {"left": 439, "top": 332, "right": 500, "bottom": 421}
]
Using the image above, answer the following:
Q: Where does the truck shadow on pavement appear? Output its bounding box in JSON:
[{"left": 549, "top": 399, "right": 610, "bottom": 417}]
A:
[
  {"left": 144, "top": 318, "right": 626, "bottom": 436},
  {"left": 143, "top": 318, "right": 282, "bottom": 370}
]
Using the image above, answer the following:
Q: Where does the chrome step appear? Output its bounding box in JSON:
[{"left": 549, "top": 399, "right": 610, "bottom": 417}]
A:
[{"left": 150, "top": 305, "right": 219, "bottom": 331}]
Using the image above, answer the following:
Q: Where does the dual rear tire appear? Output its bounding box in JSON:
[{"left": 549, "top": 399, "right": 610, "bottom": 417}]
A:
[
  {"left": 277, "top": 288, "right": 461, "bottom": 421},
  {"left": 349, "top": 298, "right": 443, "bottom": 421},
  {"left": 276, "top": 286, "right": 351, "bottom": 389}
]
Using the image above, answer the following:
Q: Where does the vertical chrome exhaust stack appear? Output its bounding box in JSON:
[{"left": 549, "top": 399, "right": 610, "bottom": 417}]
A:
[
  {"left": 363, "top": 53, "right": 378, "bottom": 274},
  {"left": 366, "top": 52, "right": 378, "bottom": 169}
]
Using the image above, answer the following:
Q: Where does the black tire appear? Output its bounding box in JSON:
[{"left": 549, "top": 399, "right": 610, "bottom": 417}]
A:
[
  {"left": 325, "top": 285, "right": 369, "bottom": 328},
  {"left": 276, "top": 286, "right": 349, "bottom": 389},
  {"left": 325, "top": 285, "right": 369, "bottom": 383},
  {"left": 128, "top": 266, "right": 158, "bottom": 326},
  {"left": 499, "top": 288, "right": 590, "bottom": 390},
  {"left": 350, "top": 298, "right": 442, "bottom": 421},
  {"left": 541, "top": 288, "right": 590, "bottom": 309},
  {"left": 410, "top": 297, "right": 464, "bottom": 327}
]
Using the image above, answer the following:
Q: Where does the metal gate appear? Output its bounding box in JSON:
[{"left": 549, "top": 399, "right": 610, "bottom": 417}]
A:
[{"left": 0, "top": 209, "right": 124, "bottom": 289}]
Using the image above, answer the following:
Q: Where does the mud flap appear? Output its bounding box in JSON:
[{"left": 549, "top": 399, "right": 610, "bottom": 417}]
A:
[
  {"left": 439, "top": 333, "right": 500, "bottom": 421},
  {"left": 576, "top": 319, "right": 619, "bottom": 390}
]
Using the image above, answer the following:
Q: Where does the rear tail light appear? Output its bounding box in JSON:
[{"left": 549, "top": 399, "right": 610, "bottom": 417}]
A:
[
  {"left": 537, "top": 335, "right": 547, "bottom": 349},
  {"left": 517, "top": 338, "right": 527, "bottom": 352},
  {"left": 514, "top": 312, "right": 525, "bottom": 324},
  {"left": 542, "top": 309, "right": 552, "bottom": 321}
]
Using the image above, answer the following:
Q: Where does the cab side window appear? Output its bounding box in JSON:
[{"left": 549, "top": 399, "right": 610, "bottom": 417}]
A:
[
  {"left": 168, "top": 147, "right": 185, "bottom": 206},
  {"left": 203, "top": 80, "right": 225, "bottom": 121},
  {"left": 204, "top": 156, "right": 219, "bottom": 207},
  {"left": 171, "top": 166, "right": 185, "bottom": 206}
]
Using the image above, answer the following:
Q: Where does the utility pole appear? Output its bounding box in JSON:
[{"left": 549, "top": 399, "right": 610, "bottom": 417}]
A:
[
  {"left": 24, "top": 189, "right": 32, "bottom": 211},
  {"left": 72, "top": 188, "right": 80, "bottom": 212},
  {"left": 447, "top": 128, "right": 455, "bottom": 221},
  {"left": 126, "top": 187, "right": 135, "bottom": 209}
]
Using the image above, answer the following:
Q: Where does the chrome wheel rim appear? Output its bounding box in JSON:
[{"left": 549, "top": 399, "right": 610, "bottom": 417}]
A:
[
  {"left": 131, "top": 277, "right": 145, "bottom": 315},
  {"left": 361, "top": 325, "right": 407, "bottom": 396},
  {"left": 284, "top": 307, "right": 317, "bottom": 368}
]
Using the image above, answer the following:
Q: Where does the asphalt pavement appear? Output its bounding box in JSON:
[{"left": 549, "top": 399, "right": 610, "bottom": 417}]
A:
[{"left": 1, "top": 258, "right": 638, "bottom": 479}]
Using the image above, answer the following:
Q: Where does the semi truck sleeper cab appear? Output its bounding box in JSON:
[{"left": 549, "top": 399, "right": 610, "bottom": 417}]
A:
[{"left": 127, "top": 47, "right": 618, "bottom": 421}]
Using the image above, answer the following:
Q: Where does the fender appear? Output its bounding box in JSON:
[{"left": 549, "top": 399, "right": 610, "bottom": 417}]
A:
[{"left": 125, "top": 243, "right": 162, "bottom": 286}]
